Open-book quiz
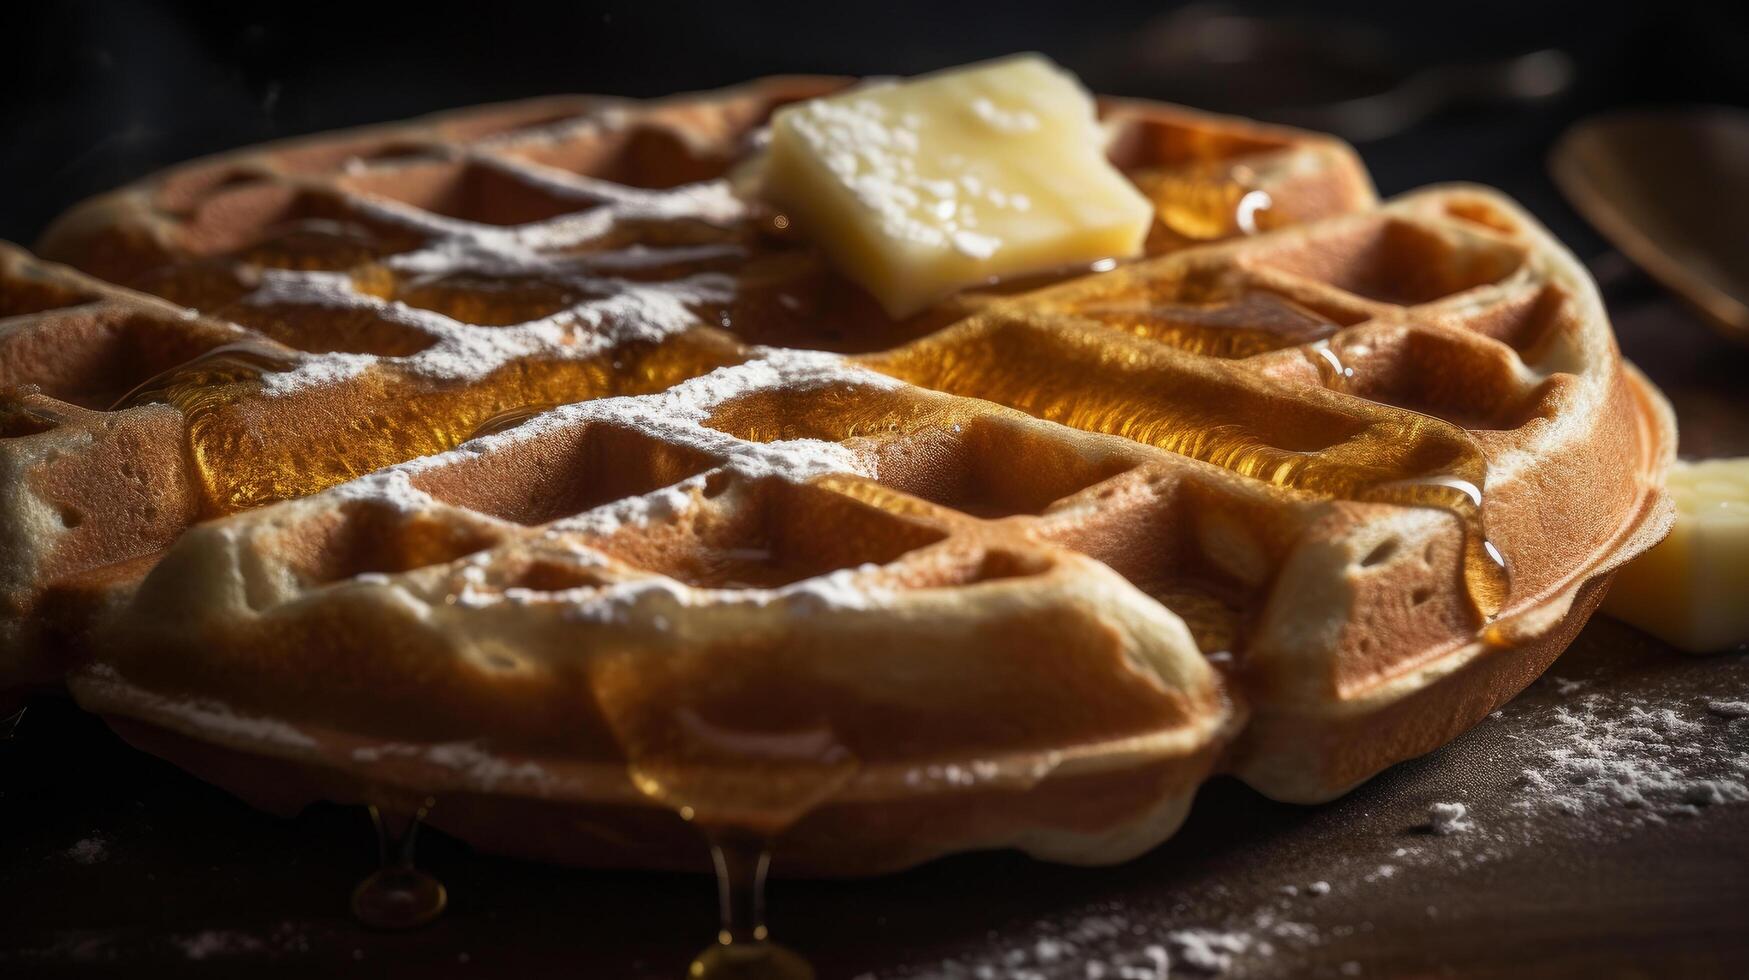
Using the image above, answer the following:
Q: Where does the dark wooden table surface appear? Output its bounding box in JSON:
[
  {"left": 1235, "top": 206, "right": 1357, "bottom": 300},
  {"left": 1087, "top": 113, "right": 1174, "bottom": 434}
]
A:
[{"left": 2, "top": 264, "right": 1747, "bottom": 979}]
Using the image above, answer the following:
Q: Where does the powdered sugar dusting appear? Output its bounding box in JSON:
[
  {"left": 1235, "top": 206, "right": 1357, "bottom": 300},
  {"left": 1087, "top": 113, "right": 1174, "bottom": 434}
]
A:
[
  {"left": 251, "top": 265, "right": 735, "bottom": 397},
  {"left": 349, "top": 739, "right": 553, "bottom": 790},
  {"left": 331, "top": 351, "right": 892, "bottom": 531},
  {"left": 234, "top": 145, "right": 754, "bottom": 399},
  {"left": 548, "top": 560, "right": 898, "bottom": 625},
  {"left": 866, "top": 907, "right": 1290, "bottom": 979},
  {"left": 177, "top": 931, "right": 264, "bottom": 961},
  {"left": 1509, "top": 689, "right": 1749, "bottom": 822},
  {"left": 75, "top": 663, "right": 317, "bottom": 750},
  {"left": 866, "top": 651, "right": 1749, "bottom": 979},
  {"left": 547, "top": 476, "right": 707, "bottom": 539},
  {"left": 1425, "top": 802, "right": 1473, "bottom": 835},
  {"left": 65, "top": 836, "right": 109, "bottom": 865}
]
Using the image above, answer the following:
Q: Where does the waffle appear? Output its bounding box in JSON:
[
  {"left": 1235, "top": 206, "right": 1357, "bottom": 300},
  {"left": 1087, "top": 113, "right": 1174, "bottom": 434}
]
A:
[{"left": 3, "top": 78, "right": 1671, "bottom": 875}]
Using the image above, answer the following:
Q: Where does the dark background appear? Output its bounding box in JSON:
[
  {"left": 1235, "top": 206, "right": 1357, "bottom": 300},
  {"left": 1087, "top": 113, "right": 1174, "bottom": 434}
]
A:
[{"left": 3, "top": 0, "right": 1748, "bottom": 253}]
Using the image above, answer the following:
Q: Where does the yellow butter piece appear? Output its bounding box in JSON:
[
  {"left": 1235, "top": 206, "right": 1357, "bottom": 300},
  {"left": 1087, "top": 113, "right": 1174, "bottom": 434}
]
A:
[
  {"left": 763, "top": 54, "right": 1153, "bottom": 318},
  {"left": 1604, "top": 458, "right": 1749, "bottom": 652}
]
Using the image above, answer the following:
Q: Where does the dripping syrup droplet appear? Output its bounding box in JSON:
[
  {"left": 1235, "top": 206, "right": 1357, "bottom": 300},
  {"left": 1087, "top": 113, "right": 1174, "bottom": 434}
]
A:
[
  {"left": 1236, "top": 189, "right": 1273, "bottom": 236},
  {"left": 687, "top": 826, "right": 814, "bottom": 980},
  {"left": 1136, "top": 163, "right": 1272, "bottom": 242},
  {"left": 0, "top": 702, "right": 25, "bottom": 740},
  {"left": 1468, "top": 536, "right": 1511, "bottom": 621},
  {"left": 351, "top": 796, "right": 447, "bottom": 931},
  {"left": 588, "top": 640, "right": 863, "bottom": 977},
  {"left": 1367, "top": 475, "right": 1510, "bottom": 621},
  {"left": 1306, "top": 339, "right": 1354, "bottom": 392}
]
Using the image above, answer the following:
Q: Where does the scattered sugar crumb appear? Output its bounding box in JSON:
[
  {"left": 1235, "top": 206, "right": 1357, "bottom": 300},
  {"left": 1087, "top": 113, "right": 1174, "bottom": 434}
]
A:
[
  {"left": 1168, "top": 928, "right": 1250, "bottom": 973},
  {"left": 1426, "top": 802, "right": 1473, "bottom": 835},
  {"left": 177, "top": 931, "right": 263, "bottom": 961},
  {"left": 1550, "top": 676, "right": 1588, "bottom": 696},
  {"left": 65, "top": 836, "right": 109, "bottom": 865},
  {"left": 878, "top": 910, "right": 1274, "bottom": 979},
  {"left": 1307, "top": 881, "right": 1331, "bottom": 896}
]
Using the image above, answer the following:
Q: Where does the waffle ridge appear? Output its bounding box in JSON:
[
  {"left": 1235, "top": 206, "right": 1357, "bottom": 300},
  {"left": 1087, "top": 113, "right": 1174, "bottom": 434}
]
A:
[{"left": 2, "top": 77, "right": 1673, "bottom": 874}]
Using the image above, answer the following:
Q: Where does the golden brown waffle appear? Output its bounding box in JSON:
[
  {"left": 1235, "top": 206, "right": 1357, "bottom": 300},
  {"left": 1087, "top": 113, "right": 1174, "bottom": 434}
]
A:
[{"left": 3, "top": 78, "right": 1671, "bottom": 875}]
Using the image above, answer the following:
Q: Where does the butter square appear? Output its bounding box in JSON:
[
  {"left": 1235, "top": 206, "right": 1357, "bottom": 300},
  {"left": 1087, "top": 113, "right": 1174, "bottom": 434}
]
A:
[
  {"left": 763, "top": 54, "right": 1153, "bottom": 318},
  {"left": 1604, "top": 458, "right": 1749, "bottom": 652}
]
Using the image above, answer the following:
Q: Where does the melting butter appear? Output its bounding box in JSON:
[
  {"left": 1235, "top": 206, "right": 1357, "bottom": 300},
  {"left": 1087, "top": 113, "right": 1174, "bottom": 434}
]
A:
[
  {"left": 762, "top": 54, "right": 1152, "bottom": 318},
  {"left": 1604, "top": 458, "right": 1749, "bottom": 652}
]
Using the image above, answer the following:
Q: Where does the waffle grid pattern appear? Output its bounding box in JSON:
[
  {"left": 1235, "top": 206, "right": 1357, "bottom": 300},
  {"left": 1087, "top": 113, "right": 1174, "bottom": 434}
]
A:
[{"left": 0, "top": 79, "right": 1671, "bottom": 872}]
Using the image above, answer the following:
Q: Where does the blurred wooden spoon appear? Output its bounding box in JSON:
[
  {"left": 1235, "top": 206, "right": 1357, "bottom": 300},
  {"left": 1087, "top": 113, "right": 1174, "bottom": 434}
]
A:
[{"left": 1552, "top": 107, "right": 1749, "bottom": 343}]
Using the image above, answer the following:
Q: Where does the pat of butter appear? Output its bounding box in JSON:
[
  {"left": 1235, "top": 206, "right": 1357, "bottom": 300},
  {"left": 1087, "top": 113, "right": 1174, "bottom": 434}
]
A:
[
  {"left": 1604, "top": 458, "right": 1749, "bottom": 652},
  {"left": 763, "top": 54, "right": 1153, "bottom": 318}
]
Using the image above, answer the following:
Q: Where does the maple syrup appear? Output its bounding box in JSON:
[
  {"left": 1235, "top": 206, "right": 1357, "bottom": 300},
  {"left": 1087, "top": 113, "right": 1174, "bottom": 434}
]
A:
[
  {"left": 107, "top": 332, "right": 732, "bottom": 514},
  {"left": 1367, "top": 476, "right": 1510, "bottom": 620},
  {"left": 393, "top": 271, "right": 587, "bottom": 326},
  {"left": 351, "top": 797, "right": 447, "bottom": 931},
  {"left": 868, "top": 319, "right": 1511, "bottom": 618},
  {"left": 591, "top": 644, "right": 855, "bottom": 980},
  {"left": 1079, "top": 291, "right": 1338, "bottom": 358},
  {"left": 1133, "top": 162, "right": 1273, "bottom": 245},
  {"left": 1305, "top": 339, "right": 1354, "bottom": 392},
  {"left": 0, "top": 702, "right": 24, "bottom": 740},
  {"left": 686, "top": 827, "right": 814, "bottom": 980},
  {"left": 110, "top": 340, "right": 298, "bottom": 414}
]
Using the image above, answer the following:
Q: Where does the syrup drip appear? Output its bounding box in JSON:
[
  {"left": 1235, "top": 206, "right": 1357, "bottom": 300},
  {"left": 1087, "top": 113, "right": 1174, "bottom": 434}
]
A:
[
  {"left": 109, "top": 341, "right": 301, "bottom": 514},
  {"left": 1364, "top": 476, "right": 1510, "bottom": 620},
  {"left": 351, "top": 796, "right": 448, "bottom": 931},
  {"left": 1303, "top": 342, "right": 1509, "bottom": 617},
  {"left": 591, "top": 652, "right": 856, "bottom": 980},
  {"left": 1235, "top": 189, "right": 1273, "bottom": 236},
  {"left": 1133, "top": 163, "right": 1273, "bottom": 243},
  {"left": 0, "top": 702, "right": 25, "bottom": 740},
  {"left": 1306, "top": 338, "right": 1355, "bottom": 392},
  {"left": 1479, "top": 612, "right": 1520, "bottom": 648},
  {"left": 686, "top": 827, "right": 814, "bottom": 980}
]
